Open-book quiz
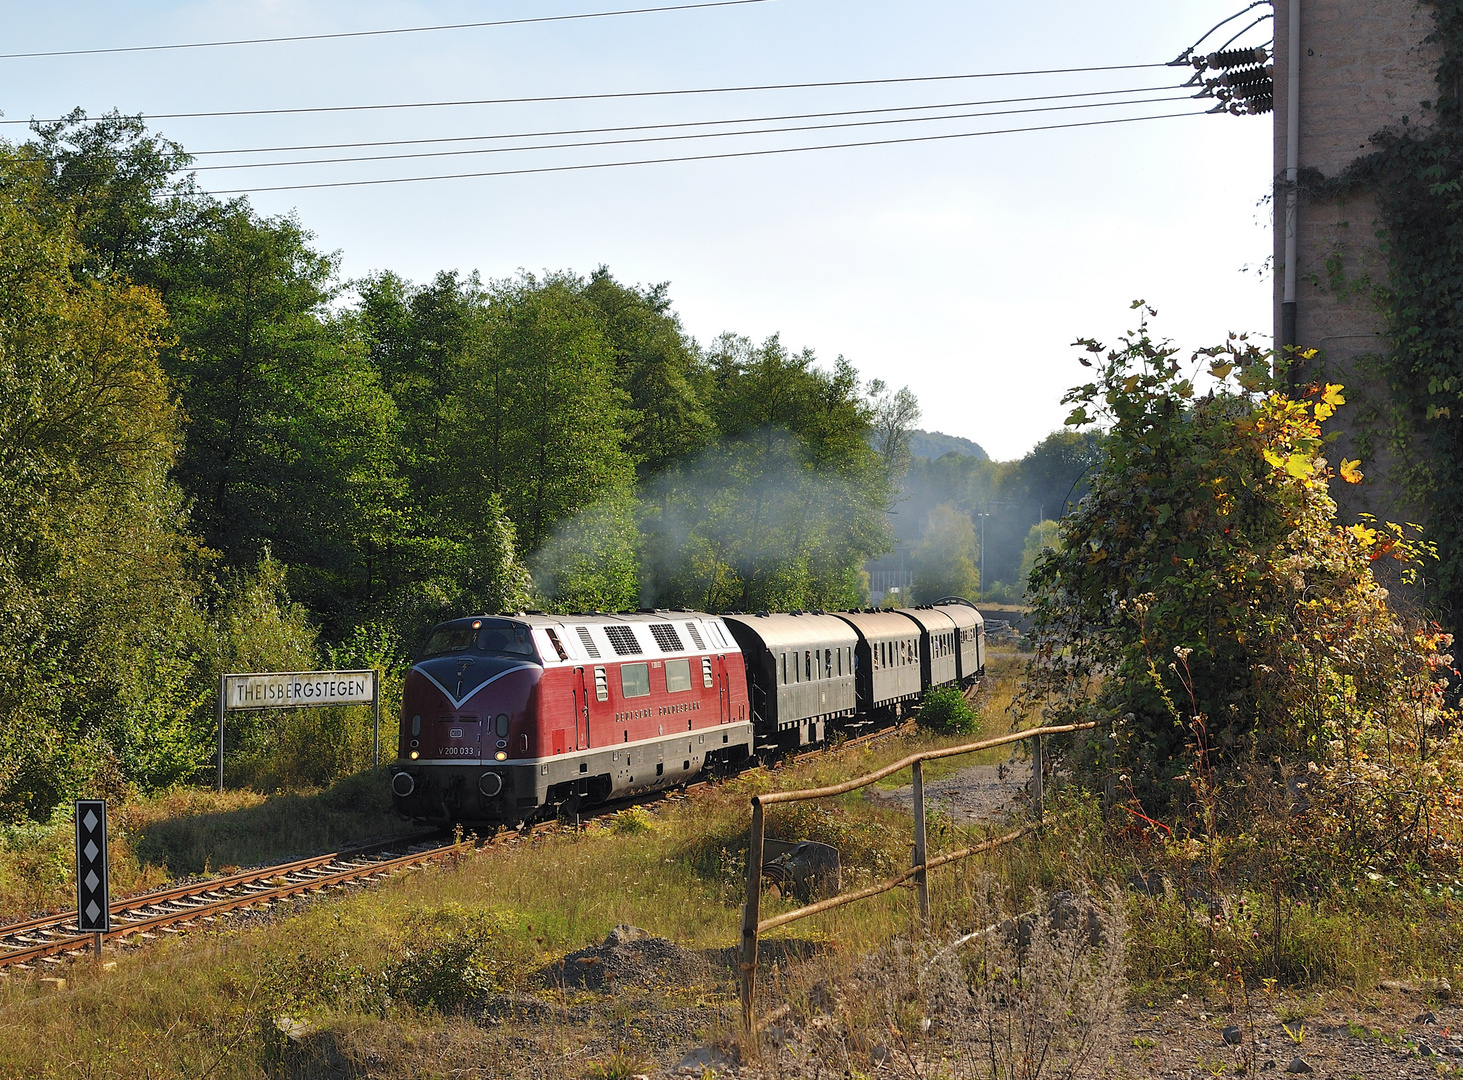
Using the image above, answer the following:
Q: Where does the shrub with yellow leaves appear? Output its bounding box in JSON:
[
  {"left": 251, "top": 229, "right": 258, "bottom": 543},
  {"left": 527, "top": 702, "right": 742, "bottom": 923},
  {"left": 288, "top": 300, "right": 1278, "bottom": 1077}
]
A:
[{"left": 1021, "top": 306, "right": 1457, "bottom": 875}]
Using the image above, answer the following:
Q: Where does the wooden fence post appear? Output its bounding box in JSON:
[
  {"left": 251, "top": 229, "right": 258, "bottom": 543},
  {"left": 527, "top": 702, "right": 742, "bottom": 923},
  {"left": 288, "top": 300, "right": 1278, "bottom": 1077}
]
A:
[
  {"left": 1031, "top": 735, "right": 1044, "bottom": 822},
  {"left": 912, "top": 759, "right": 929, "bottom": 924},
  {"left": 740, "top": 797, "right": 766, "bottom": 1033}
]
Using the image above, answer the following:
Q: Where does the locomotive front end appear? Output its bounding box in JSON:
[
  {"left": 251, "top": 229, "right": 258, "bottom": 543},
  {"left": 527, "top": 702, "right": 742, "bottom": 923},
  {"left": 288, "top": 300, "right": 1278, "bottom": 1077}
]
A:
[{"left": 390, "top": 617, "right": 544, "bottom": 825}]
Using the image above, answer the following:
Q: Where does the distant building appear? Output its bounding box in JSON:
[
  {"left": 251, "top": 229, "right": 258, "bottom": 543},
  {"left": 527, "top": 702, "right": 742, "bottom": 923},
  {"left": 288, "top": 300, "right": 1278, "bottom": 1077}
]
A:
[{"left": 866, "top": 545, "right": 915, "bottom": 607}]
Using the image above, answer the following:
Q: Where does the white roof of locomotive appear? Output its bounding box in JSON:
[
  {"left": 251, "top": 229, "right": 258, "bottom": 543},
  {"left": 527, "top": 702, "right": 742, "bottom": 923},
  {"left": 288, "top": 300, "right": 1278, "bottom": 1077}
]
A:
[{"left": 509, "top": 611, "right": 741, "bottom": 667}]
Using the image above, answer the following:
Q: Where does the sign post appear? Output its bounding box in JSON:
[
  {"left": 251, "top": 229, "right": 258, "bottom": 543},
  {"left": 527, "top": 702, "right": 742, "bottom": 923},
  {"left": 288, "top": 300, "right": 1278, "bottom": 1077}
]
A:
[
  {"left": 217, "top": 670, "right": 380, "bottom": 792},
  {"left": 75, "top": 799, "right": 109, "bottom": 957}
]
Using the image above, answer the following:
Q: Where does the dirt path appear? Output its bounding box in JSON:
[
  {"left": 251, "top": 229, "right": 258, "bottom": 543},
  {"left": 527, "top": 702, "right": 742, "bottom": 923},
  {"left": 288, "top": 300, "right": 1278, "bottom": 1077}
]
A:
[{"left": 867, "top": 757, "right": 1032, "bottom": 824}]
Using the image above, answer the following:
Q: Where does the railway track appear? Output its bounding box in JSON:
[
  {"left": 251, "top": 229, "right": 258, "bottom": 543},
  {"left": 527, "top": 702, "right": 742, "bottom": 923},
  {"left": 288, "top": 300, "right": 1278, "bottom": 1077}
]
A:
[
  {"left": 0, "top": 713, "right": 930, "bottom": 975},
  {"left": 0, "top": 831, "right": 461, "bottom": 973}
]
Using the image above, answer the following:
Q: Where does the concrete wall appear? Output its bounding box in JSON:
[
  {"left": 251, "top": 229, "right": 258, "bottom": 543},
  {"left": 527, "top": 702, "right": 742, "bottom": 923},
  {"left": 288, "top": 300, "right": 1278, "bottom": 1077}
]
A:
[{"left": 1273, "top": 0, "right": 1438, "bottom": 524}]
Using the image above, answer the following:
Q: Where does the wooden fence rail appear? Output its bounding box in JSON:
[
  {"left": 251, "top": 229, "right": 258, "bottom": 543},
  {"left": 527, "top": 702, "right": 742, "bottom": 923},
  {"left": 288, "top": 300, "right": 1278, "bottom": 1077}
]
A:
[{"left": 738, "top": 720, "right": 1097, "bottom": 1030}]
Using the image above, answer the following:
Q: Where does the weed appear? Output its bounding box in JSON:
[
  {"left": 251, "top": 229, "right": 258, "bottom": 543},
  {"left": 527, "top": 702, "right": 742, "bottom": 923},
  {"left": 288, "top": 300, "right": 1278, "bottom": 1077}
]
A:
[
  {"left": 609, "top": 806, "right": 654, "bottom": 836},
  {"left": 967, "top": 885, "right": 1129, "bottom": 1080},
  {"left": 584, "top": 1044, "right": 651, "bottom": 1080}
]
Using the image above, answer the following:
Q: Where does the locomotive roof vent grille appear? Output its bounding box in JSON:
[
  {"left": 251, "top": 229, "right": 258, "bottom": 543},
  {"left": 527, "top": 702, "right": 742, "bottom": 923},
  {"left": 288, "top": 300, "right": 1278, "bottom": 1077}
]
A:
[
  {"left": 649, "top": 623, "right": 685, "bottom": 652},
  {"left": 604, "top": 625, "right": 643, "bottom": 656},
  {"left": 684, "top": 621, "right": 706, "bottom": 651},
  {"left": 575, "top": 626, "right": 601, "bottom": 658}
]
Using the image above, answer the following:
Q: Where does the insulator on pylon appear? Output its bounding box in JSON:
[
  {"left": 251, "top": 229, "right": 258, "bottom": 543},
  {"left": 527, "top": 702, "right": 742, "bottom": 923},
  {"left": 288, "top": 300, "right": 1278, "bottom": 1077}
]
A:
[
  {"left": 1207, "top": 46, "right": 1268, "bottom": 70},
  {"left": 1218, "top": 64, "right": 1274, "bottom": 90},
  {"left": 1244, "top": 93, "right": 1275, "bottom": 115}
]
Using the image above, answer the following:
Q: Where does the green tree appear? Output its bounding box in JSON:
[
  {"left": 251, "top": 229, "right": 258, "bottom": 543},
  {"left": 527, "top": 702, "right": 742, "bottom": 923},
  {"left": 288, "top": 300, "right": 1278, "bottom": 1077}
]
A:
[
  {"left": 530, "top": 490, "right": 640, "bottom": 612},
  {"left": 582, "top": 267, "right": 714, "bottom": 479},
  {"left": 0, "top": 150, "right": 210, "bottom": 818},
  {"left": 868, "top": 379, "right": 922, "bottom": 479},
  {"left": 156, "top": 205, "right": 402, "bottom": 636},
  {"left": 911, "top": 503, "right": 981, "bottom": 602},
  {"left": 457, "top": 273, "right": 634, "bottom": 554},
  {"left": 1017, "top": 519, "right": 1061, "bottom": 594},
  {"left": 643, "top": 334, "right": 894, "bottom": 610},
  {"left": 23, "top": 109, "right": 197, "bottom": 281}
]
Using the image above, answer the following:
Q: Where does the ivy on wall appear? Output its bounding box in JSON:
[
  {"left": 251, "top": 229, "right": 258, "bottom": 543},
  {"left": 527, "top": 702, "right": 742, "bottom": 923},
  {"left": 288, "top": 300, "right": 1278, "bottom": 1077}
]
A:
[{"left": 1322, "top": 0, "right": 1463, "bottom": 619}]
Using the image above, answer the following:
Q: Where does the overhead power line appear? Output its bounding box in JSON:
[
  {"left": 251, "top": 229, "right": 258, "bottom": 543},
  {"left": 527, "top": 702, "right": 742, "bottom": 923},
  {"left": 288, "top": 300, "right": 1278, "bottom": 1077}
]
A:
[
  {"left": 1, "top": 63, "right": 1172, "bottom": 126},
  {"left": 188, "top": 93, "right": 1196, "bottom": 173},
  {"left": 209, "top": 109, "right": 1205, "bottom": 195},
  {"left": 0, "top": 0, "right": 778, "bottom": 61},
  {"left": 184, "top": 83, "right": 1185, "bottom": 158}
]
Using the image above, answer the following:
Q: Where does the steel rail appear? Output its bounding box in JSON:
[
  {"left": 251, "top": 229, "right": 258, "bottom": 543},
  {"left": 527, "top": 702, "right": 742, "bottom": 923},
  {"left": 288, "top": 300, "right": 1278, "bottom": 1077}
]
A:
[
  {"left": 0, "top": 829, "right": 445, "bottom": 943},
  {"left": 0, "top": 837, "right": 468, "bottom": 971}
]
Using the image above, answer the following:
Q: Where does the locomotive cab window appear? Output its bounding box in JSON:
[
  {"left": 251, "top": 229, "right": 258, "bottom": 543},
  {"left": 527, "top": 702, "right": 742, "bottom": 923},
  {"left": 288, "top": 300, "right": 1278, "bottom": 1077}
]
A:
[
  {"left": 665, "top": 658, "right": 692, "bottom": 693},
  {"left": 621, "top": 663, "right": 651, "bottom": 699},
  {"left": 421, "top": 618, "right": 537, "bottom": 659}
]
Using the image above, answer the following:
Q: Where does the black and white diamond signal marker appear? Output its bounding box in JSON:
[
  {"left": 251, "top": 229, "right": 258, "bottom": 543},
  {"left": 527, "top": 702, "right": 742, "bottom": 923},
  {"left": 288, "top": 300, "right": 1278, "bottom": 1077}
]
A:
[{"left": 75, "top": 800, "right": 109, "bottom": 933}]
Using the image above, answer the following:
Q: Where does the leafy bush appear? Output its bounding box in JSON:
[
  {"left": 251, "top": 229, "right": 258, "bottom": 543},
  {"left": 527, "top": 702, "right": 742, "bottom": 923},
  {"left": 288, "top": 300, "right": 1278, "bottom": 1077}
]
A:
[
  {"left": 382, "top": 905, "right": 524, "bottom": 1013},
  {"left": 918, "top": 686, "right": 980, "bottom": 736},
  {"left": 1022, "top": 310, "right": 1461, "bottom": 878}
]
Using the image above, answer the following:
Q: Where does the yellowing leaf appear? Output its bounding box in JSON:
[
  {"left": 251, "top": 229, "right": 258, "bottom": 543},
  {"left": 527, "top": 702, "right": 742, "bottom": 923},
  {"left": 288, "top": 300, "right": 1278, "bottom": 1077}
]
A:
[
  {"left": 1263, "top": 448, "right": 1286, "bottom": 469},
  {"left": 1285, "top": 453, "right": 1314, "bottom": 479},
  {"left": 1322, "top": 383, "right": 1346, "bottom": 407},
  {"left": 1348, "top": 524, "right": 1378, "bottom": 546},
  {"left": 1209, "top": 361, "right": 1235, "bottom": 380},
  {"left": 1314, "top": 401, "right": 1336, "bottom": 421},
  {"left": 1339, "top": 458, "right": 1364, "bottom": 484}
]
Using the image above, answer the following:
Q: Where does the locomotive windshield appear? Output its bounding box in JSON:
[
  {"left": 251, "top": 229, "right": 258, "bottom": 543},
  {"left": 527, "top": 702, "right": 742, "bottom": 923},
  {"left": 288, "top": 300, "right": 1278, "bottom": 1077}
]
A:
[{"left": 421, "top": 619, "right": 538, "bottom": 659}]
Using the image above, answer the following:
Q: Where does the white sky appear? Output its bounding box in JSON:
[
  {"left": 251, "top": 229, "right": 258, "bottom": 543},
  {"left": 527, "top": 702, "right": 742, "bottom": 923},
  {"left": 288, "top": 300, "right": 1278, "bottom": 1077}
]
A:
[{"left": 0, "top": 1, "right": 1274, "bottom": 461}]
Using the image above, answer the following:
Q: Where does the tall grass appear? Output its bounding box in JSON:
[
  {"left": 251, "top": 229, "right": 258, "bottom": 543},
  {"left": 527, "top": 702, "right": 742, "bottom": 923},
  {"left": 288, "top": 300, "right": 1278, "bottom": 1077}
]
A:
[{"left": 0, "top": 768, "right": 416, "bottom": 921}]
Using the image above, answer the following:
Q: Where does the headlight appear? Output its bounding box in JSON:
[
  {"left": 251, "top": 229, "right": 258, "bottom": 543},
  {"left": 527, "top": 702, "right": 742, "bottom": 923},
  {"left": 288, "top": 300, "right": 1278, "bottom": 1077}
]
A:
[
  {"left": 409, "top": 751, "right": 420, "bottom": 760},
  {"left": 494, "top": 751, "right": 508, "bottom": 761}
]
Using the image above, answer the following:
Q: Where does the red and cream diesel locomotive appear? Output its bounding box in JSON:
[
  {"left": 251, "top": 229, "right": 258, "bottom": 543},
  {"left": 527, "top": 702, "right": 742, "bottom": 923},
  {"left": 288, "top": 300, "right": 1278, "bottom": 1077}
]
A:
[
  {"left": 389, "top": 601, "right": 984, "bottom": 826},
  {"left": 388, "top": 611, "right": 755, "bottom": 825}
]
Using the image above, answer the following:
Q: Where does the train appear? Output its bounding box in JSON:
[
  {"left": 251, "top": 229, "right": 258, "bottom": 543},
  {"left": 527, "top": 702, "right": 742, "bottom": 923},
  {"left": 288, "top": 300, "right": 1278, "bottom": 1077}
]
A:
[{"left": 387, "top": 600, "right": 985, "bottom": 826}]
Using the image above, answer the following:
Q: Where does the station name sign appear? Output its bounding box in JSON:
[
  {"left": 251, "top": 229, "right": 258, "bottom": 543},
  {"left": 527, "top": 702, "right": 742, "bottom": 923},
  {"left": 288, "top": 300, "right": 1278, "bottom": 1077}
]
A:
[{"left": 223, "top": 670, "right": 377, "bottom": 711}]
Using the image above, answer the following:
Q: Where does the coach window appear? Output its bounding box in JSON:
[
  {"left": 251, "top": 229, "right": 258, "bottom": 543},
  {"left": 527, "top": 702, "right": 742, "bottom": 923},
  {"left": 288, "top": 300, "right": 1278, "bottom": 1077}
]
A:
[
  {"left": 805, "top": 650, "right": 812, "bottom": 681},
  {"left": 665, "top": 658, "right": 692, "bottom": 693},
  {"left": 621, "top": 663, "right": 651, "bottom": 699},
  {"left": 825, "top": 649, "right": 832, "bottom": 678}
]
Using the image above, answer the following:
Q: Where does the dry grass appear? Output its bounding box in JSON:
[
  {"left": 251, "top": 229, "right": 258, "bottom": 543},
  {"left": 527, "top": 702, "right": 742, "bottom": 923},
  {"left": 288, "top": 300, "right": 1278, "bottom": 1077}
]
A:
[
  {"left": 0, "top": 767, "right": 418, "bottom": 922},
  {"left": 0, "top": 710, "right": 1093, "bottom": 1078}
]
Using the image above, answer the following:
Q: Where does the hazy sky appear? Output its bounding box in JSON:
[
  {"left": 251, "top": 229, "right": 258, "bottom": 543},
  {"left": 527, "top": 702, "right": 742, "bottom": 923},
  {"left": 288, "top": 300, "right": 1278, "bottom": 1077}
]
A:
[{"left": 0, "top": 1, "right": 1274, "bottom": 460}]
